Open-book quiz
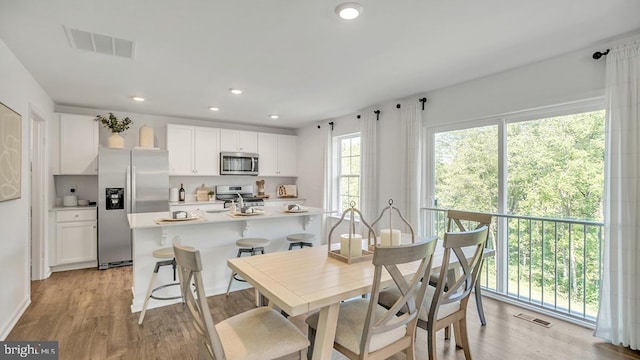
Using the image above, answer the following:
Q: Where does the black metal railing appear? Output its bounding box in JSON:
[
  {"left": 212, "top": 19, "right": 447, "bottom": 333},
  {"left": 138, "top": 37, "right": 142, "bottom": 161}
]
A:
[{"left": 421, "top": 207, "right": 603, "bottom": 324}]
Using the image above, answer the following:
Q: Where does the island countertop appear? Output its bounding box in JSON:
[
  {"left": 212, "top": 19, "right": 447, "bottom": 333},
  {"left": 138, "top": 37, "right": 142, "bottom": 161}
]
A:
[{"left": 127, "top": 206, "right": 329, "bottom": 229}]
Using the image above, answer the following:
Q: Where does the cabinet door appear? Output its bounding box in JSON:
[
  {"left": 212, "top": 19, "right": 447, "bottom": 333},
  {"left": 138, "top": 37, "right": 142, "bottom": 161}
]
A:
[
  {"left": 277, "top": 135, "right": 298, "bottom": 177},
  {"left": 56, "top": 221, "right": 97, "bottom": 264},
  {"left": 258, "top": 133, "right": 278, "bottom": 176},
  {"left": 167, "top": 124, "right": 195, "bottom": 175},
  {"left": 194, "top": 127, "right": 220, "bottom": 175},
  {"left": 238, "top": 131, "right": 258, "bottom": 153},
  {"left": 59, "top": 114, "right": 99, "bottom": 174},
  {"left": 219, "top": 129, "right": 239, "bottom": 152}
]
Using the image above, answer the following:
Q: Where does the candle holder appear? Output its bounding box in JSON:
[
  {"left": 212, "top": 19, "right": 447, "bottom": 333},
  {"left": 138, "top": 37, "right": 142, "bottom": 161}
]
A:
[
  {"left": 368, "top": 199, "right": 416, "bottom": 251},
  {"left": 327, "top": 202, "right": 375, "bottom": 264}
]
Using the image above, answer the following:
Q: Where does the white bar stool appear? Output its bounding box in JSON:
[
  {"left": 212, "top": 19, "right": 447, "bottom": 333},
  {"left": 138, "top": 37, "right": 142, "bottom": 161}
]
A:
[
  {"left": 226, "top": 238, "right": 270, "bottom": 297},
  {"left": 138, "top": 247, "right": 183, "bottom": 325},
  {"left": 286, "top": 233, "right": 316, "bottom": 250}
]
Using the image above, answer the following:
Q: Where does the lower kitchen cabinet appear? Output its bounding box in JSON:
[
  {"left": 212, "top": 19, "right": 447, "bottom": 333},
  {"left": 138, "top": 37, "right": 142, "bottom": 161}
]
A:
[{"left": 52, "top": 207, "right": 97, "bottom": 271}]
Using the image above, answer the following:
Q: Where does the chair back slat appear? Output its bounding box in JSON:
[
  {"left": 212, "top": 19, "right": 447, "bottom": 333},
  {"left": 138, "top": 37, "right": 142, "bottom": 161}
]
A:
[
  {"left": 173, "top": 239, "right": 226, "bottom": 360},
  {"left": 430, "top": 226, "right": 488, "bottom": 310},
  {"left": 361, "top": 237, "right": 437, "bottom": 354}
]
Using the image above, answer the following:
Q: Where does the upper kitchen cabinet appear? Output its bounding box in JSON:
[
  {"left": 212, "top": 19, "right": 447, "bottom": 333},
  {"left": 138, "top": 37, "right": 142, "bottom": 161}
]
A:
[
  {"left": 219, "top": 129, "right": 258, "bottom": 153},
  {"left": 59, "top": 114, "right": 99, "bottom": 175},
  {"left": 258, "top": 133, "right": 298, "bottom": 177},
  {"left": 167, "top": 124, "right": 219, "bottom": 176}
]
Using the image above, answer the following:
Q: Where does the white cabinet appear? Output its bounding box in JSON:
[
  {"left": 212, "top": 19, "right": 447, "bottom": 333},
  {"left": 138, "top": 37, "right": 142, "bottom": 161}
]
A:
[
  {"left": 258, "top": 133, "right": 298, "bottom": 176},
  {"left": 220, "top": 129, "right": 258, "bottom": 153},
  {"left": 167, "top": 124, "right": 220, "bottom": 176},
  {"left": 59, "top": 114, "right": 99, "bottom": 174},
  {"left": 53, "top": 208, "right": 97, "bottom": 268}
]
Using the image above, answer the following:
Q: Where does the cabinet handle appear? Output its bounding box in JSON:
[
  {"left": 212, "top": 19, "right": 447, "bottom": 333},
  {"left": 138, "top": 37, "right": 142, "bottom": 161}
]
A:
[{"left": 75, "top": 214, "right": 79, "bottom": 218}]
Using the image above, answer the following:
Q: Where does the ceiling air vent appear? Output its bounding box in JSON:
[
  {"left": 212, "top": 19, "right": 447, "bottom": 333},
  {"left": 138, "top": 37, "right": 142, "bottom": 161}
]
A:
[{"left": 63, "top": 26, "right": 135, "bottom": 59}]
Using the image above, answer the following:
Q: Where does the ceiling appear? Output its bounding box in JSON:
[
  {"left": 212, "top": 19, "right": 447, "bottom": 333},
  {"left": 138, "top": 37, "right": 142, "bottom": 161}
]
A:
[{"left": 1, "top": 1, "right": 639, "bottom": 129}]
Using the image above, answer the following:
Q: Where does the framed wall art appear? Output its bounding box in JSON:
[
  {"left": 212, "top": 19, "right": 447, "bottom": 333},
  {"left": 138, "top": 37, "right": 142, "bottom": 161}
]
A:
[{"left": 0, "top": 101, "right": 21, "bottom": 202}]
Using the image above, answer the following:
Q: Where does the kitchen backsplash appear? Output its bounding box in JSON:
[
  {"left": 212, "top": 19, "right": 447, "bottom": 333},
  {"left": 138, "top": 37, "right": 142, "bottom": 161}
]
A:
[{"left": 170, "top": 176, "right": 297, "bottom": 201}]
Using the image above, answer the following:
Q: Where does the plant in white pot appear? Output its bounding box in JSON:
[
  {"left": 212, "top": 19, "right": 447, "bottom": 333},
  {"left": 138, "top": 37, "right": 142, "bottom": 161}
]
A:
[{"left": 96, "top": 112, "right": 132, "bottom": 148}]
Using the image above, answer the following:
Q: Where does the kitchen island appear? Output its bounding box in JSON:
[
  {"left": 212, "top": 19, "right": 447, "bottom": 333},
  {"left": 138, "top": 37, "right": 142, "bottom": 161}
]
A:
[{"left": 127, "top": 206, "right": 327, "bottom": 313}]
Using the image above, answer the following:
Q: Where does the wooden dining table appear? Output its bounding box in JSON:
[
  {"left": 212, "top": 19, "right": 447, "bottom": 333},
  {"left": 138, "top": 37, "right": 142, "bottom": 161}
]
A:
[{"left": 227, "top": 239, "right": 495, "bottom": 360}]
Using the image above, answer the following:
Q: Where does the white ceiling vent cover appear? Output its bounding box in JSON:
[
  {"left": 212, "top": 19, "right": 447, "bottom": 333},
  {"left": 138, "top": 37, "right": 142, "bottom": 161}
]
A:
[{"left": 64, "top": 26, "right": 135, "bottom": 59}]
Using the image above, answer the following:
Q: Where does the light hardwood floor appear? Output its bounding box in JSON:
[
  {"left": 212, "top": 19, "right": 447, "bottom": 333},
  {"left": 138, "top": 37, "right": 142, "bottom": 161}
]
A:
[{"left": 7, "top": 267, "right": 640, "bottom": 360}]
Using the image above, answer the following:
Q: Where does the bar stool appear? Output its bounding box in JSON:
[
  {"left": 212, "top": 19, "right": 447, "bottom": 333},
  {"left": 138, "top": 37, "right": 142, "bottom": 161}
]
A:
[
  {"left": 226, "top": 238, "right": 270, "bottom": 296},
  {"left": 286, "top": 233, "right": 316, "bottom": 250},
  {"left": 138, "top": 247, "right": 183, "bottom": 325}
]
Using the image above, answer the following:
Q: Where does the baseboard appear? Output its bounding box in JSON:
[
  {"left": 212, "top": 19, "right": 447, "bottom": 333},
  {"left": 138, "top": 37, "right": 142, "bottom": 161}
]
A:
[
  {"left": 0, "top": 297, "right": 30, "bottom": 340},
  {"left": 50, "top": 261, "right": 97, "bottom": 273}
]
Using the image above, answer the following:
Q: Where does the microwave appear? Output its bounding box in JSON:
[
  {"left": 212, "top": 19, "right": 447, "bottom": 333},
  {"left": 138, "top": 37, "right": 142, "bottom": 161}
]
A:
[{"left": 220, "top": 152, "right": 259, "bottom": 176}]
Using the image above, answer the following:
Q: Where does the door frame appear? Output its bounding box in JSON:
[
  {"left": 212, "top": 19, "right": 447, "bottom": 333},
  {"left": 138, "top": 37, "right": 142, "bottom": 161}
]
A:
[{"left": 29, "top": 106, "right": 48, "bottom": 280}]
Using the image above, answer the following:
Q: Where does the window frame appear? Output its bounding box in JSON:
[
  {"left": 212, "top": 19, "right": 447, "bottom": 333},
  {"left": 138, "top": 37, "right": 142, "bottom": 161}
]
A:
[{"left": 333, "top": 133, "right": 361, "bottom": 215}]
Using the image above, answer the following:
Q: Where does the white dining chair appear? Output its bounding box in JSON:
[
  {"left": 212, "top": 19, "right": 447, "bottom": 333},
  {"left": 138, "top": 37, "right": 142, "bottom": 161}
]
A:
[
  {"left": 378, "top": 226, "right": 488, "bottom": 360},
  {"left": 173, "top": 239, "right": 309, "bottom": 360},
  {"left": 306, "top": 238, "right": 437, "bottom": 360}
]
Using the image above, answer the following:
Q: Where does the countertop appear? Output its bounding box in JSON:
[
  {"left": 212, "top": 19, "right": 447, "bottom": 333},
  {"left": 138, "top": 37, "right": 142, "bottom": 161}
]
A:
[
  {"left": 128, "top": 206, "right": 329, "bottom": 229},
  {"left": 50, "top": 205, "right": 97, "bottom": 211}
]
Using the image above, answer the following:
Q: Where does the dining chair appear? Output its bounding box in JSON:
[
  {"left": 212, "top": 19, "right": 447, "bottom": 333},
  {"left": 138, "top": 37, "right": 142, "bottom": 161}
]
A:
[
  {"left": 436, "top": 210, "right": 492, "bottom": 326},
  {"left": 378, "top": 226, "right": 488, "bottom": 360},
  {"left": 172, "top": 239, "right": 310, "bottom": 360},
  {"left": 306, "top": 237, "right": 438, "bottom": 360}
]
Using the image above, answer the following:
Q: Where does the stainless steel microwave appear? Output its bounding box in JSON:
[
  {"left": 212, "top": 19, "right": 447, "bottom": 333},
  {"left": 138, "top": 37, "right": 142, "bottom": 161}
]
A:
[{"left": 220, "top": 152, "right": 259, "bottom": 175}]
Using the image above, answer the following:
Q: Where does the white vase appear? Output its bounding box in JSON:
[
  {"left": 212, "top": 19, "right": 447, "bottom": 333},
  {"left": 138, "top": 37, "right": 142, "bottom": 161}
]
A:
[{"left": 107, "top": 133, "right": 125, "bottom": 148}]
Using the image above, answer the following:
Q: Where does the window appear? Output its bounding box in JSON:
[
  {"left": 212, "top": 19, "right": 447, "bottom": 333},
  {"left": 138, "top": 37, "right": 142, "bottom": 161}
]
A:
[
  {"left": 429, "top": 102, "right": 606, "bottom": 322},
  {"left": 336, "top": 134, "right": 360, "bottom": 213}
]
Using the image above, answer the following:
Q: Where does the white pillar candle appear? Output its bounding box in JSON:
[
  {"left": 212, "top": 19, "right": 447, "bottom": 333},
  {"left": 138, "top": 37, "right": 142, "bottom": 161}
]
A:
[
  {"left": 139, "top": 124, "right": 154, "bottom": 148},
  {"left": 340, "top": 234, "right": 363, "bottom": 257},
  {"left": 380, "top": 229, "right": 402, "bottom": 247}
]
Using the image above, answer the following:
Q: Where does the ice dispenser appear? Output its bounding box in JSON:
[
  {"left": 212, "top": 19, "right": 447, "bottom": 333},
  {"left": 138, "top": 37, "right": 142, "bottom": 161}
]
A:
[{"left": 106, "top": 188, "right": 124, "bottom": 210}]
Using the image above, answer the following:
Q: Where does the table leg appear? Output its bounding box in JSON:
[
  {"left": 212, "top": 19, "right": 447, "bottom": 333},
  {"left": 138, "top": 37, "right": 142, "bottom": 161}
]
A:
[{"left": 311, "top": 303, "right": 340, "bottom": 360}]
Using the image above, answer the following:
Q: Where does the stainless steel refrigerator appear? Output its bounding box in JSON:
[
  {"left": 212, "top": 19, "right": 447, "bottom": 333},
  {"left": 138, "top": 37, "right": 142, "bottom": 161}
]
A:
[{"left": 98, "top": 148, "right": 169, "bottom": 269}]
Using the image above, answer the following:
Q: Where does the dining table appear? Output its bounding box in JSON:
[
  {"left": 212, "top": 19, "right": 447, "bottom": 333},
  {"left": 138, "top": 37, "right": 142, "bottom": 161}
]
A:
[{"left": 227, "top": 238, "right": 495, "bottom": 360}]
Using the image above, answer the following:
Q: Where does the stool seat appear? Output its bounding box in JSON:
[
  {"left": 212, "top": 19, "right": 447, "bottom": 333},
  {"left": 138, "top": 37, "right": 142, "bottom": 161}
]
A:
[
  {"left": 287, "top": 233, "right": 316, "bottom": 250},
  {"left": 153, "top": 247, "right": 175, "bottom": 259},
  {"left": 286, "top": 233, "right": 316, "bottom": 242},
  {"left": 236, "top": 238, "right": 270, "bottom": 248}
]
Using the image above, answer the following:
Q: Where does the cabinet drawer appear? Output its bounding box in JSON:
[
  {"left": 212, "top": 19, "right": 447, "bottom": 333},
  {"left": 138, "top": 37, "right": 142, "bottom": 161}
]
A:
[{"left": 56, "top": 209, "right": 97, "bottom": 222}]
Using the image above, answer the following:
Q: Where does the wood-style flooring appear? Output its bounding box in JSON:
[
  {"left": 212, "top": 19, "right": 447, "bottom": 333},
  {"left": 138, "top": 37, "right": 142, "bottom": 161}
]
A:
[{"left": 7, "top": 267, "right": 640, "bottom": 360}]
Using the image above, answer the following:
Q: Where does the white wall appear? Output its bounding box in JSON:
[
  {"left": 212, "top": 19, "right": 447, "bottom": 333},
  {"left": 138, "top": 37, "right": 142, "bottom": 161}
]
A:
[
  {"left": 297, "top": 47, "right": 607, "bottom": 217},
  {"left": 0, "top": 39, "right": 55, "bottom": 339}
]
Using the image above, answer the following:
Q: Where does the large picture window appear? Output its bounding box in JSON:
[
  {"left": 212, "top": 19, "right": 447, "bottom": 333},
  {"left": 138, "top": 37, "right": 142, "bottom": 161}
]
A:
[{"left": 428, "top": 101, "right": 606, "bottom": 322}]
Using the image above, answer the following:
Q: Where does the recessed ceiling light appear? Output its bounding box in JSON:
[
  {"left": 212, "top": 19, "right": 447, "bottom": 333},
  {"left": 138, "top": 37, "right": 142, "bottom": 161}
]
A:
[
  {"left": 230, "top": 88, "right": 243, "bottom": 95},
  {"left": 269, "top": 114, "right": 279, "bottom": 119},
  {"left": 335, "top": 2, "right": 363, "bottom": 20},
  {"left": 132, "top": 96, "right": 145, "bottom": 102},
  {"left": 209, "top": 107, "right": 219, "bottom": 111}
]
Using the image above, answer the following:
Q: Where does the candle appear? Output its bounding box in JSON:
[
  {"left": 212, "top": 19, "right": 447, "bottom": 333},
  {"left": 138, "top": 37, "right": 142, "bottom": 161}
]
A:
[
  {"left": 380, "top": 229, "right": 402, "bottom": 247},
  {"left": 340, "top": 234, "right": 363, "bottom": 257},
  {"left": 139, "top": 124, "right": 154, "bottom": 148}
]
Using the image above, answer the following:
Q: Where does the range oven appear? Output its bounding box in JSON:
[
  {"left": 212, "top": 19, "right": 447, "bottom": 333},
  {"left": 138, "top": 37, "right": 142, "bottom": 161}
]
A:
[
  {"left": 220, "top": 152, "right": 259, "bottom": 176},
  {"left": 215, "top": 185, "right": 264, "bottom": 208}
]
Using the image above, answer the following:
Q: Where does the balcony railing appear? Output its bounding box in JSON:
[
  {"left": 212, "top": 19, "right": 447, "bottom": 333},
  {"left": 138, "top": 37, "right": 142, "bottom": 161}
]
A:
[{"left": 421, "top": 207, "right": 603, "bottom": 326}]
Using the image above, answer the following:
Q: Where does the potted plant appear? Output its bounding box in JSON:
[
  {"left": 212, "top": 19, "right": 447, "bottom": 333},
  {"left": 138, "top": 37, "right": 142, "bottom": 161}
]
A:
[
  {"left": 208, "top": 190, "right": 215, "bottom": 201},
  {"left": 96, "top": 112, "right": 132, "bottom": 148}
]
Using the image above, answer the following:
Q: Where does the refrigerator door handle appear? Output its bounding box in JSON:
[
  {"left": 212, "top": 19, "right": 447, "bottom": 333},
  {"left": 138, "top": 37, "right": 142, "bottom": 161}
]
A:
[
  {"left": 126, "top": 165, "right": 132, "bottom": 213},
  {"left": 130, "top": 166, "right": 137, "bottom": 213}
]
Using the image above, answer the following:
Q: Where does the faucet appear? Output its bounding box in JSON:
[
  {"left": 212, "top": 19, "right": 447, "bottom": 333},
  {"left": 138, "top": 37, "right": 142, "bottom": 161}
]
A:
[{"left": 236, "top": 192, "right": 244, "bottom": 209}]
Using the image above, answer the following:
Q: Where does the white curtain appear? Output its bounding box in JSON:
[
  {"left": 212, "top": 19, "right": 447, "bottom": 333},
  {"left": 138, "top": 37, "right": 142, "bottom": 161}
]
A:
[
  {"left": 595, "top": 39, "right": 640, "bottom": 350},
  {"left": 360, "top": 109, "right": 379, "bottom": 223},
  {"left": 400, "top": 101, "right": 423, "bottom": 234},
  {"left": 322, "top": 123, "right": 334, "bottom": 241}
]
